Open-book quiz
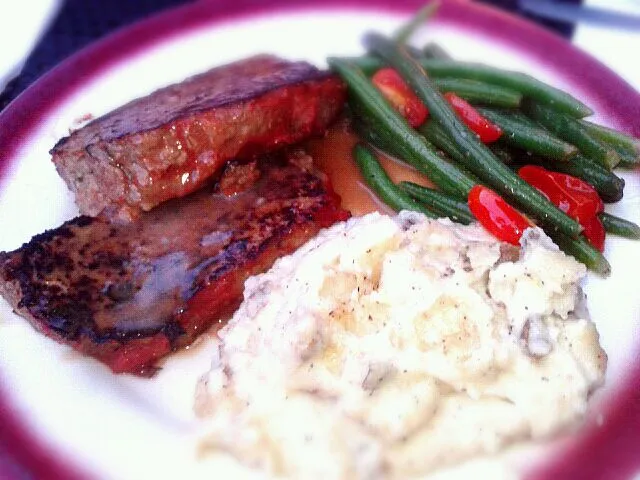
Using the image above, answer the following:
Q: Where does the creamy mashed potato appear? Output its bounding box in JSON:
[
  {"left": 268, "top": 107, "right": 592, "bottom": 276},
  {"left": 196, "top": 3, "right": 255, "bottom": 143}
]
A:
[{"left": 195, "top": 212, "right": 606, "bottom": 479}]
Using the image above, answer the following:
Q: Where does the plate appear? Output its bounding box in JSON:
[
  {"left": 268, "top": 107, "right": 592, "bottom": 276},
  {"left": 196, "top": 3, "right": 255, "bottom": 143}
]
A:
[{"left": 0, "top": 1, "right": 639, "bottom": 479}]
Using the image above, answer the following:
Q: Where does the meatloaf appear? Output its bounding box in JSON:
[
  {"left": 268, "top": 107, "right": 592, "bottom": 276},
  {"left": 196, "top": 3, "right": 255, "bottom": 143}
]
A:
[
  {"left": 0, "top": 151, "right": 349, "bottom": 374},
  {"left": 51, "top": 55, "right": 346, "bottom": 220}
]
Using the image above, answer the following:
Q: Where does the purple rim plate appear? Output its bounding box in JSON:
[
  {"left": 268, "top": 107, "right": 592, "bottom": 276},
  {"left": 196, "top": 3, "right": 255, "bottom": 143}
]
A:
[{"left": 0, "top": 0, "right": 639, "bottom": 479}]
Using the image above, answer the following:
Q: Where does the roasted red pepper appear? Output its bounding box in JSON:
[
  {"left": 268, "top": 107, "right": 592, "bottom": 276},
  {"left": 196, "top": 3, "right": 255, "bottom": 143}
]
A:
[
  {"left": 518, "top": 165, "right": 606, "bottom": 250},
  {"left": 581, "top": 215, "right": 606, "bottom": 252},
  {"left": 468, "top": 185, "right": 531, "bottom": 245},
  {"left": 372, "top": 68, "right": 429, "bottom": 128},
  {"left": 443, "top": 92, "right": 502, "bottom": 143},
  {"left": 518, "top": 165, "right": 603, "bottom": 223}
]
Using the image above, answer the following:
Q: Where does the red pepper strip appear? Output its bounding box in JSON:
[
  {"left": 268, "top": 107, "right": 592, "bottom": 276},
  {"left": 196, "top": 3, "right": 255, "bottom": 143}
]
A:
[
  {"left": 371, "top": 68, "right": 429, "bottom": 128},
  {"left": 468, "top": 185, "right": 532, "bottom": 245},
  {"left": 581, "top": 215, "right": 606, "bottom": 252},
  {"left": 518, "top": 165, "right": 604, "bottom": 223},
  {"left": 443, "top": 92, "right": 503, "bottom": 144}
]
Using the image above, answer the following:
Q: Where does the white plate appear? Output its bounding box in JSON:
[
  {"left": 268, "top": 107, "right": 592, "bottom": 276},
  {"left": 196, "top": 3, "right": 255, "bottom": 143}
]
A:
[{"left": 0, "top": 2, "right": 639, "bottom": 479}]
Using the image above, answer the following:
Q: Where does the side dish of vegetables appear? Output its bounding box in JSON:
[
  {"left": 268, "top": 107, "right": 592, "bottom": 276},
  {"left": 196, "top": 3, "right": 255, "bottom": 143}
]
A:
[{"left": 328, "top": 5, "right": 640, "bottom": 276}]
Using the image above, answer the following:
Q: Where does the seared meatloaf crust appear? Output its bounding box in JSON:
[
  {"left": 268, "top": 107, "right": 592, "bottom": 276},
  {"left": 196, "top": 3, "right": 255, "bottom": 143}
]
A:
[
  {"left": 51, "top": 55, "right": 346, "bottom": 220},
  {"left": 0, "top": 151, "right": 349, "bottom": 374}
]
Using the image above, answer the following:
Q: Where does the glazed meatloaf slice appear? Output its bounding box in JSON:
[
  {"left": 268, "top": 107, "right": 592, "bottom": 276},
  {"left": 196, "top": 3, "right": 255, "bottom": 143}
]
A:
[
  {"left": 51, "top": 55, "right": 346, "bottom": 220},
  {"left": 0, "top": 151, "right": 349, "bottom": 375}
]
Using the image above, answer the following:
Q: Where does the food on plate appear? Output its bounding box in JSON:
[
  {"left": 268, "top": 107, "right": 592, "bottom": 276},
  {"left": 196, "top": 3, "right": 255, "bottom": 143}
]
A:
[
  {"left": 195, "top": 212, "right": 606, "bottom": 478},
  {"left": 517, "top": 165, "right": 605, "bottom": 246},
  {"left": 442, "top": 91, "right": 503, "bottom": 144},
  {"left": 477, "top": 107, "right": 579, "bottom": 161},
  {"left": 523, "top": 101, "right": 620, "bottom": 170},
  {"left": 329, "top": 24, "right": 640, "bottom": 274},
  {"left": 50, "top": 55, "right": 346, "bottom": 220},
  {"left": 349, "top": 56, "right": 593, "bottom": 117},
  {"left": 330, "top": 56, "right": 581, "bottom": 241},
  {"left": 3, "top": 1, "right": 637, "bottom": 378},
  {"left": 0, "top": 151, "right": 349, "bottom": 374},
  {"left": 467, "top": 183, "right": 531, "bottom": 245},
  {"left": 1, "top": 4, "right": 638, "bottom": 478},
  {"left": 370, "top": 67, "right": 429, "bottom": 128}
]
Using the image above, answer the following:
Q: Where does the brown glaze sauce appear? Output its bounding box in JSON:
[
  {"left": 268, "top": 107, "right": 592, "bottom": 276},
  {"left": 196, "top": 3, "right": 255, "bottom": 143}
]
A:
[
  {"left": 307, "top": 121, "right": 434, "bottom": 217},
  {"left": 168, "top": 123, "right": 431, "bottom": 363}
]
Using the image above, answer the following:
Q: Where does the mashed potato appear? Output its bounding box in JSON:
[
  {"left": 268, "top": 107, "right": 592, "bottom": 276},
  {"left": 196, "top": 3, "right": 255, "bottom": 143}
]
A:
[{"left": 195, "top": 212, "right": 606, "bottom": 479}]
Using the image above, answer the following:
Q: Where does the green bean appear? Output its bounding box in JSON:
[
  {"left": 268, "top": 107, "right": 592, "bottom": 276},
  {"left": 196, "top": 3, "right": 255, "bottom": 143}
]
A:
[
  {"left": 402, "top": 179, "right": 610, "bottom": 275},
  {"left": 547, "top": 231, "right": 611, "bottom": 276},
  {"left": 490, "top": 142, "right": 517, "bottom": 165},
  {"left": 328, "top": 58, "right": 476, "bottom": 199},
  {"left": 353, "top": 120, "right": 403, "bottom": 159},
  {"left": 478, "top": 108, "right": 578, "bottom": 160},
  {"left": 599, "top": 212, "right": 640, "bottom": 239},
  {"left": 501, "top": 145, "right": 625, "bottom": 203},
  {"left": 363, "top": 33, "right": 582, "bottom": 238},
  {"left": 532, "top": 154, "right": 625, "bottom": 203},
  {"left": 346, "top": 56, "right": 593, "bottom": 118},
  {"left": 421, "top": 39, "right": 522, "bottom": 108},
  {"left": 418, "top": 120, "right": 482, "bottom": 179},
  {"left": 350, "top": 102, "right": 407, "bottom": 159},
  {"left": 434, "top": 79, "right": 522, "bottom": 108},
  {"left": 405, "top": 45, "right": 425, "bottom": 60},
  {"left": 354, "top": 144, "right": 437, "bottom": 216},
  {"left": 418, "top": 119, "right": 464, "bottom": 156},
  {"left": 354, "top": 110, "right": 482, "bottom": 186},
  {"left": 414, "top": 121, "right": 481, "bottom": 182},
  {"left": 353, "top": 104, "right": 483, "bottom": 178},
  {"left": 578, "top": 120, "right": 640, "bottom": 155},
  {"left": 523, "top": 101, "right": 620, "bottom": 170},
  {"left": 422, "top": 42, "right": 451, "bottom": 60},
  {"left": 611, "top": 143, "right": 640, "bottom": 168},
  {"left": 394, "top": 1, "right": 440, "bottom": 44},
  {"left": 578, "top": 121, "right": 640, "bottom": 167},
  {"left": 399, "top": 181, "right": 475, "bottom": 224},
  {"left": 508, "top": 110, "right": 538, "bottom": 124}
]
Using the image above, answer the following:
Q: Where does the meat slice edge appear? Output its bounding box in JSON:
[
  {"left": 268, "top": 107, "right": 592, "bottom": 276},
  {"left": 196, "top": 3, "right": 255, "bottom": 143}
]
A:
[
  {"left": 51, "top": 55, "right": 346, "bottom": 220},
  {"left": 0, "top": 153, "right": 349, "bottom": 375}
]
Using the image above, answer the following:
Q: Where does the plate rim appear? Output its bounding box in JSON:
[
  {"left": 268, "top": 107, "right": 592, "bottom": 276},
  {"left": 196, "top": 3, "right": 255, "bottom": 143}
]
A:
[{"left": 0, "top": 1, "right": 639, "bottom": 479}]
